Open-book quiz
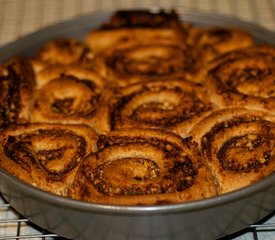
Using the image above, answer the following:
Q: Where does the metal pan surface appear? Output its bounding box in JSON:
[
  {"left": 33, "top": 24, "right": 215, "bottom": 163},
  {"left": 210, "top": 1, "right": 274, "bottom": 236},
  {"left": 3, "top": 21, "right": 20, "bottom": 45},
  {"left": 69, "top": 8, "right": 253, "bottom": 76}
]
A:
[{"left": 0, "top": 11, "right": 274, "bottom": 240}]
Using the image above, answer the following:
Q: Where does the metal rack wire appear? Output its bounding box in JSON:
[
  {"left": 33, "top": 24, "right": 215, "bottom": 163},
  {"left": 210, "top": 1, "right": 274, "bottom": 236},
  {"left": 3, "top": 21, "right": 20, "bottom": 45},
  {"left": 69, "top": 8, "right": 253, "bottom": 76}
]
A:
[
  {"left": 0, "top": 196, "right": 58, "bottom": 240},
  {"left": 0, "top": 195, "right": 274, "bottom": 240}
]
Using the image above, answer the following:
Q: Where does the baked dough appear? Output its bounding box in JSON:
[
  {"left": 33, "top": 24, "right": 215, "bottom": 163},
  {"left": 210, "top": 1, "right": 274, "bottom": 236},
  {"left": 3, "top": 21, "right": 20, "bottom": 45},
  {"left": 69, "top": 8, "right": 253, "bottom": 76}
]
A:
[
  {"left": 0, "top": 57, "right": 36, "bottom": 129},
  {"left": 188, "top": 108, "right": 275, "bottom": 194},
  {"left": 92, "top": 41, "right": 206, "bottom": 86},
  {"left": 0, "top": 123, "right": 98, "bottom": 195},
  {"left": 97, "top": 79, "right": 216, "bottom": 136},
  {"left": 187, "top": 27, "right": 254, "bottom": 61},
  {"left": 86, "top": 9, "right": 188, "bottom": 54},
  {"left": 206, "top": 45, "right": 275, "bottom": 112},
  {"left": 30, "top": 38, "right": 94, "bottom": 73},
  {"left": 100, "top": 10, "right": 183, "bottom": 29},
  {"left": 68, "top": 129, "right": 217, "bottom": 205},
  {"left": 35, "top": 64, "right": 107, "bottom": 89},
  {"left": 31, "top": 65, "right": 110, "bottom": 132}
]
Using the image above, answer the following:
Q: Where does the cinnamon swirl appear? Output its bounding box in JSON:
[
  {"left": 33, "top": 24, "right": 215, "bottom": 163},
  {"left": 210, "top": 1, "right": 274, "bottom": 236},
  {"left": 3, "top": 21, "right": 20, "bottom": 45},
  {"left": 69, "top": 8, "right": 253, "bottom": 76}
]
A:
[
  {"left": 0, "top": 57, "right": 36, "bottom": 129},
  {"left": 68, "top": 129, "right": 217, "bottom": 205},
  {"left": 35, "top": 64, "right": 107, "bottom": 89},
  {"left": 189, "top": 108, "right": 275, "bottom": 194},
  {"left": 98, "top": 79, "right": 215, "bottom": 136},
  {"left": 0, "top": 123, "right": 98, "bottom": 195},
  {"left": 207, "top": 45, "right": 275, "bottom": 112},
  {"left": 92, "top": 42, "right": 205, "bottom": 86},
  {"left": 31, "top": 38, "right": 94, "bottom": 73},
  {"left": 187, "top": 27, "right": 254, "bottom": 61},
  {"left": 86, "top": 9, "right": 188, "bottom": 54},
  {"left": 31, "top": 66, "right": 110, "bottom": 132}
]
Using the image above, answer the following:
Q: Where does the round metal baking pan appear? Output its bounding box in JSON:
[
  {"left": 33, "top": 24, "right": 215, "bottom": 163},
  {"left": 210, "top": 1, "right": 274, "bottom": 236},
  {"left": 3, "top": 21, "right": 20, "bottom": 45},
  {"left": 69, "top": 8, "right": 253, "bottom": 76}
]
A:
[{"left": 0, "top": 11, "right": 274, "bottom": 240}]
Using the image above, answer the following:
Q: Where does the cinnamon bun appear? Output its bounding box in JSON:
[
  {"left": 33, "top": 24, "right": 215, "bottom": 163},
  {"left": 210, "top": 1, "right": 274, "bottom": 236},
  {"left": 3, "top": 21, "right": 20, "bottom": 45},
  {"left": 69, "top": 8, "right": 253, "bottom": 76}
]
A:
[
  {"left": 187, "top": 27, "right": 254, "bottom": 61},
  {"left": 35, "top": 64, "right": 107, "bottom": 88},
  {"left": 31, "top": 38, "right": 94, "bottom": 73},
  {"left": 0, "top": 123, "right": 98, "bottom": 195},
  {"left": 92, "top": 42, "right": 205, "bottom": 86},
  {"left": 207, "top": 45, "right": 275, "bottom": 112},
  {"left": 189, "top": 108, "right": 275, "bottom": 194},
  {"left": 31, "top": 66, "right": 110, "bottom": 132},
  {"left": 68, "top": 129, "right": 217, "bottom": 205},
  {"left": 86, "top": 9, "right": 188, "bottom": 54},
  {"left": 0, "top": 57, "right": 36, "bottom": 129},
  {"left": 101, "top": 10, "right": 182, "bottom": 29},
  {"left": 98, "top": 79, "right": 215, "bottom": 136}
]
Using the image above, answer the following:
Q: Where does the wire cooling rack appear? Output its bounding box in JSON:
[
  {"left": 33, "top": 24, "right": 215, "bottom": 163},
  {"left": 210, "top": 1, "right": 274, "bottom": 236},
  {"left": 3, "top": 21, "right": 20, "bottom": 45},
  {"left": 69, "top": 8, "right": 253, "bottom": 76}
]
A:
[
  {"left": 0, "top": 195, "right": 274, "bottom": 240},
  {"left": 0, "top": 196, "right": 57, "bottom": 240}
]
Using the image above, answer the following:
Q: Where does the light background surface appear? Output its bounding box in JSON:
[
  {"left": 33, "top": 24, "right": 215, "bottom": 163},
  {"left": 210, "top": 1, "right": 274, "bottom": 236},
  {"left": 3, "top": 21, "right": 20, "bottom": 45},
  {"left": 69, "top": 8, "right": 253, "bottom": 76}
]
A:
[{"left": 0, "top": 0, "right": 274, "bottom": 47}]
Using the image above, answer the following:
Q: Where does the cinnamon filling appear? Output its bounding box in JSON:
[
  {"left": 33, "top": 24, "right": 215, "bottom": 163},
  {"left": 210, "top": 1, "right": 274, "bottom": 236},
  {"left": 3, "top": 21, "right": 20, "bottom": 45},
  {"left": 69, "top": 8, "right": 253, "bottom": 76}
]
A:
[
  {"left": 87, "top": 141, "right": 197, "bottom": 196},
  {"left": 43, "top": 77, "right": 100, "bottom": 117},
  {"left": 111, "top": 88, "right": 211, "bottom": 129},
  {"left": 217, "top": 134, "right": 271, "bottom": 172},
  {"left": 107, "top": 45, "right": 201, "bottom": 78},
  {"left": 0, "top": 67, "right": 21, "bottom": 127},
  {"left": 4, "top": 129, "right": 87, "bottom": 178},
  {"left": 202, "top": 118, "right": 274, "bottom": 172},
  {"left": 211, "top": 55, "right": 275, "bottom": 98}
]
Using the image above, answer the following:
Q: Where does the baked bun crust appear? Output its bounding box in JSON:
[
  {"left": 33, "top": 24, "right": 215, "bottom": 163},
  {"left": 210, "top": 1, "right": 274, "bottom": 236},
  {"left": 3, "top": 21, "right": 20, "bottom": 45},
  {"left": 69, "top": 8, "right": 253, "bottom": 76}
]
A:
[
  {"left": 0, "top": 123, "right": 98, "bottom": 195},
  {"left": 31, "top": 65, "right": 110, "bottom": 132},
  {"left": 97, "top": 79, "right": 215, "bottom": 136},
  {"left": 0, "top": 57, "right": 36, "bottom": 129},
  {"left": 68, "top": 129, "right": 217, "bottom": 205},
  {"left": 86, "top": 9, "right": 188, "bottom": 54},
  {"left": 31, "top": 38, "right": 94, "bottom": 73},
  {"left": 92, "top": 41, "right": 206, "bottom": 86},
  {"left": 188, "top": 108, "right": 275, "bottom": 194},
  {"left": 187, "top": 27, "right": 254, "bottom": 61},
  {"left": 206, "top": 45, "right": 275, "bottom": 112}
]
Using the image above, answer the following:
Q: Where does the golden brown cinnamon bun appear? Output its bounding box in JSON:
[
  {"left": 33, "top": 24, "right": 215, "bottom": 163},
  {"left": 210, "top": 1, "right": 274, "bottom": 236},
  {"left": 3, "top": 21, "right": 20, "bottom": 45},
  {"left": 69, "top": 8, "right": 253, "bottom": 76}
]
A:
[
  {"left": 30, "top": 38, "right": 94, "bottom": 72},
  {"left": 86, "top": 28, "right": 186, "bottom": 54},
  {"left": 0, "top": 123, "right": 98, "bottom": 195},
  {"left": 98, "top": 79, "right": 215, "bottom": 136},
  {"left": 101, "top": 10, "right": 182, "bottom": 29},
  {"left": 31, "top": 66, "right": 110, "bottom": 132},
  {"left": 187, "top": 27, "right": 254, "bottom": 61},
  {"left": 35, "top": 64, "right": 107, "bottom": 88},
  {"left": 92, "top": 42, "right": 205, "bottom": 86},
  {"left": 68, "top": 129, "right": 217, "bottom": 205},
  {"left": 0, "top": 57, "right": 36, "bottom": 129},
  {"left": 189, "top": 108, "right": 275, "bottom": 194},
  {"left": 207, "top": 45, "right": 275, "bottom": 112},
  {"left": 86, "top": 9, "right": 189, "bottom": 54}
]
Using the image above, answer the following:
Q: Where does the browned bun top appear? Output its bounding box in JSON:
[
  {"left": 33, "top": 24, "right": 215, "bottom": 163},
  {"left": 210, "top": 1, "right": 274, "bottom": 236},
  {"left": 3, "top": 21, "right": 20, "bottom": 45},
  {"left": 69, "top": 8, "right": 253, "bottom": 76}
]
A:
[
  {"left": 0, "top": 9, "right": 274, "bottom": 205},
  {"left": 100, "top": 9, "right": 182, "bottom": 29},
  {"left": 68, "top": 128, "right": 217, "bottom": 205}
]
